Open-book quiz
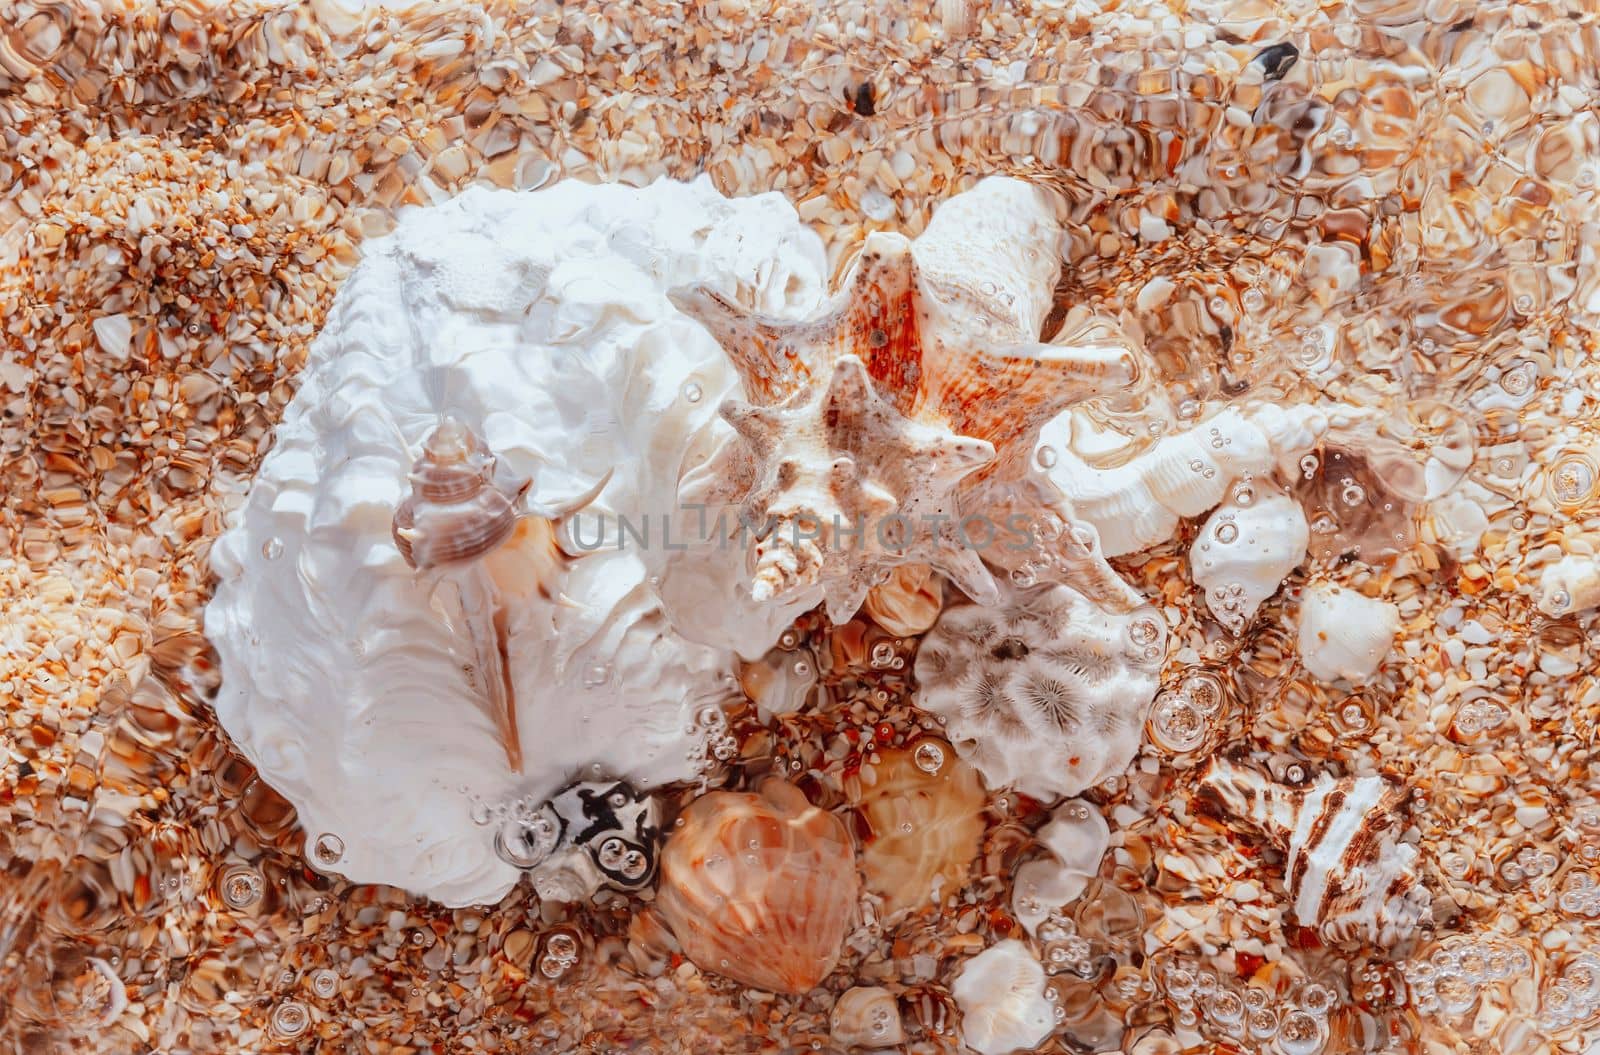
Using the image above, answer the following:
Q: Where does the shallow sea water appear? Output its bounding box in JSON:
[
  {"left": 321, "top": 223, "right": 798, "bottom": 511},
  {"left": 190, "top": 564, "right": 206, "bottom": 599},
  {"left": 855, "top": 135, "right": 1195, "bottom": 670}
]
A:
[{"left": 2, "top": 1, "right": 1599, "bottom": 1054}]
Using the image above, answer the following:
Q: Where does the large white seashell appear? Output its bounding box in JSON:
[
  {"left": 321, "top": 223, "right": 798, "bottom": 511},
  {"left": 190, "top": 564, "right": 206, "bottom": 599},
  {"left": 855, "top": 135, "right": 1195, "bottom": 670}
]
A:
[
  {"left": 1296, "top": 581, "right": 1400, "bottom": 684},
  {"left": 671, "top": 177, "right": 1140, "bottom": 627},
  {"left": 913, "top": 581, "right": 1165, "bottom": 799},
  {"left": 1199, "top": 758, "right": 1430, "bottom": 946},
  {"left": 1037, "top": 402, "right": 1350, "bottom": 557},
  {"left": 1190, "top": 481, "right": 1309, "bottom": 635},
  {"left": 1538, "top": 553, "right": 1600, "bottom": 617},
  {"left": 206, "top": 178, "right": 824, "bottom": 905},
  {"left": 1011, "top": 799, "right": 1111, "bottom": 936},
  {"left": 830, "top": 986, "right": 905, "bottom": 1049},
  {"left": 951, "top": 940, "right": 1056, "bottom": 1055}
]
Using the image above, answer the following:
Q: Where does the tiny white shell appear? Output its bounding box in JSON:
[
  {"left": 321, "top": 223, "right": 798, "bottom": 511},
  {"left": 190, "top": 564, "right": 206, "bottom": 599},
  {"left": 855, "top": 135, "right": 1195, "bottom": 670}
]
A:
[
  {"left": 1296, "top": 582, "right": 1400, "bottom": 684},
  {"left": 1191, "top": 481, "right": 1308, "bottom": 635},
  {"left": 951, "top": 940, "right": 1055, "bottom": 1055},
  {"left": 1538, "top": 553, "right": 1600, "bottom": 617},
  {"left": 830, "top": 986, "right": 904, "bottom": 1049}
]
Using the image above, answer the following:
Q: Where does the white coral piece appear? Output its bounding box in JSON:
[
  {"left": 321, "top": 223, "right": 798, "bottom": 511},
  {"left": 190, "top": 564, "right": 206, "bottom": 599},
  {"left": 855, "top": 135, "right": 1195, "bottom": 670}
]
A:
[
  {"left": 1296, "top": 581, "right": 1400, "bottom": 684},
  {"left": 1011, "top": 799, "right": 1110, "bottom": 936},
  {"left": 206, "top": 178, "right": 826, "bottom": 905},
  {"left": 1190, "top": 480, "right": 1309, "bottom": 635},
  {"left": 913, "top": 581, "right": 1164, "bottom": 799},
  {"left": 951, "top": 940, "right": 1056, "bottom": 1055}
]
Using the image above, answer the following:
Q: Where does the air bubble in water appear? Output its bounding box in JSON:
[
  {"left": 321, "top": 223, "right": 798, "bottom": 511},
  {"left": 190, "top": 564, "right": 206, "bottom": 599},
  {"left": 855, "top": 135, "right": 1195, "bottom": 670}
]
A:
[
  {"left": 1277, "top": 1010, "right": 1324, "bottom": 1055},
  {"left": 913, "top": 740, "right": 946, "bottom": 774},
  {"left": 311, "top": 969, "right": 339, "bottom": 999},
  {"left": 1011, "top": 564, "right": 1038, "bottom": 588},
  {"left": 583, "top": 663, "right": 612, "bottom": 688},
  {"left": 1214, "top": 520, "right": 1239, "bottom": 544},
  {"left": 870, "top": 642, "right": 896, "bottom": 668},
  {"left": 312, "top": 833, "right": 345, "bottom": 868},
  {"left": 1150, "top": 694, "right": 1206, "bottom": 753},
  {"left": 1550, "top": 455, "right": 1597, "bottom": 507},
  {"left": 1340, "top": 482, "right": 1366, "bottom": 506},
  {"left": 680, "top": 380, "right": 703, "bottom": 404},
  {"left": 271, "top": 1001, "right": 310, "bottom": 1039},
  {"left": 1035, "top": 444, "right": 1059, "bottom": 469},
  {"left": 1300, "top": 454, "right": 1319, "bottom": 478},
  {"left": 220, "top": 865, "right": 264, "bottom": 910},
  {"left": 261, "top": 537, "right": 284, "bottom": 560}
]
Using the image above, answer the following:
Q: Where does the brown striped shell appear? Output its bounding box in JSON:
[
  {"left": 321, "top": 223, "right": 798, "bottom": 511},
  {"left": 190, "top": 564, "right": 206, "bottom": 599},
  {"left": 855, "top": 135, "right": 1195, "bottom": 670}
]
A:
[
  {"left": 655, "top": 778, "right": 859, "bottom": 994},
  {"left": 391, "top": 419, "right": 530, "bottom": 571}
]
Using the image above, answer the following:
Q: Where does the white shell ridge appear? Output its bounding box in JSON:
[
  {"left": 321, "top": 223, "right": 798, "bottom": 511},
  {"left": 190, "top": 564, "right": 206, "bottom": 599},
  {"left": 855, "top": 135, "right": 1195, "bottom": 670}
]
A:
[
  {"left": 1296, "top": 581, "right": 1400, "bottom": 684},
  {"left": 1191, "top": 481, "right": 1309, "bottom": 635},
  {"left": 913, "top": 581, "right": 1164, "bottom": 799},
  {"left": 951, "top": 940, "right": 1055, "bottom": 1055}
]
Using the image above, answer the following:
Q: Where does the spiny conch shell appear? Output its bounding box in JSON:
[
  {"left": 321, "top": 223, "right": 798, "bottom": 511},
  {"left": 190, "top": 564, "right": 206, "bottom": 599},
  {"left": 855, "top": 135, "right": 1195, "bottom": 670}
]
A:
[
  {"left": 1297, "top": 581, "right": 1401, "bottom": 685},
  {"left": 671, "top": 177, "right": 1136, "bottom": 625},
  {"left": 655, "top": 778, "right": 859, "bottom": 994},
  {"left": 950, "top": 940, "right": 1055, "bottom": 1055},
  {"left": 862, "top": 563, "right": 944, "bottom": 637},
  {"left": 1036, "top": 401, "right": 1357, "bottom": 558},
  {"left": 1538, "top": 554, "right": 1600, "bottom": 617},
  {"left": 830, "top": 985, "right": 905, "bottom": 1049},
  {"left": 393, "top": 418, "right": 532, "bottom": 774},
  {"left": 1197, "top": 757, "right": 1429, "bottom": 947},
  {"left": 844, "top": 736, "right": 985, "bottom": 917},
  {"left": 913, "top": 581, "right": 1164, "bottom": 799},
  {"left": 1190, "top": 480, "right": 1309, "bottom": 636},
  {"left": 1011, "top": 799, "right": 1110, "bottom": 936}
]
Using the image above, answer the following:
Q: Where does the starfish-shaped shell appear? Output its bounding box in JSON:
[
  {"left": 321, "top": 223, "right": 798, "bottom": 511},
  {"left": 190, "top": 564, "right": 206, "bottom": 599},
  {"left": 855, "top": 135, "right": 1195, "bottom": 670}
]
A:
[{"left": 670, "top": 180, "right": 1142, "bottom": 621}]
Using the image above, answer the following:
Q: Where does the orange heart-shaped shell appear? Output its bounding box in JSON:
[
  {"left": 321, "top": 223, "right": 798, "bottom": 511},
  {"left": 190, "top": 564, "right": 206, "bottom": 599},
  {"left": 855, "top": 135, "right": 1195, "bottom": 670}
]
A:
[{"left": 656, "top": 779, "right": 859, "bottom": 994}]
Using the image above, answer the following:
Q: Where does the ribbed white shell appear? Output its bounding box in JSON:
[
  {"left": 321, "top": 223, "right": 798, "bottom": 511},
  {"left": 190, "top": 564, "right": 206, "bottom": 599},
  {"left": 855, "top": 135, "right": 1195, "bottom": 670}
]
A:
[{"left": 1191, "top": 482, "right": 1310, "bottom": 634}]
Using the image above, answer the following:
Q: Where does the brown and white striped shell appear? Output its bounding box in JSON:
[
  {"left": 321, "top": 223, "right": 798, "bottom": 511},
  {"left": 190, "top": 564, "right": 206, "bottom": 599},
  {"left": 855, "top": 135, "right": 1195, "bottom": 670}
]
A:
[
  {"left": 391, "top": 419, "right": 530, "bottom": 571},
  {"left": 655, "top": 778, "right": 859, "bottom": 994},
  {"left": 1198, "top": 757, "right": 1430, "bottom": 947}
]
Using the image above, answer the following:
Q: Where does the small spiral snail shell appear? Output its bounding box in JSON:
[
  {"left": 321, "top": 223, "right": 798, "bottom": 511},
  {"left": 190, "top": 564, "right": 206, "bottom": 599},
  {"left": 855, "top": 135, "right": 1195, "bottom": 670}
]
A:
[{"left": 392, "top": 419, "right": 531, "bottom": 571}]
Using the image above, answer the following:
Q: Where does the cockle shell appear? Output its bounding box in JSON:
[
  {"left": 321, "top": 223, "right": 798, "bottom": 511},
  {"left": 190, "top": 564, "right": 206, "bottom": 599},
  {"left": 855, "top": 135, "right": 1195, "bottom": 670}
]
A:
[
  {"left": 1011, "top": 799, "right": 1110, "bottom": 936},
  {"left": 1297, "top": 582, "right": 1401, "bottom": 684},
  {"left": 844, "top": 736, "right": 985, "bottom": 917},
  {"left": 672, "top": 177, "right": 1137, "bottom": 626},
  {"left": 1198, "top": 758, "right": 1429, "bottom": 947},
  {"left": 831, "top": 986, "right": 905, "bottom": 1049},
  {"left": 1538, "top": 553, "right": 1600, "bottom": 617},
  {"left": 951, "top": 940, "right": 1056, "bottom": 1055},
  {"left": 913, "top": 581, "right": 1165, "bottom": 799},
  {"left": 655, "top": 779, "right": 859, "bottom": 994},
  {"left": 862, "top": 563, "right": 944, "bottom": 637},
  {"left": 1191, "top": 481, "right": 1309, "bottom": 635},
  {"left": 392, "top": 418, "right": 530, "bottom": 571}
]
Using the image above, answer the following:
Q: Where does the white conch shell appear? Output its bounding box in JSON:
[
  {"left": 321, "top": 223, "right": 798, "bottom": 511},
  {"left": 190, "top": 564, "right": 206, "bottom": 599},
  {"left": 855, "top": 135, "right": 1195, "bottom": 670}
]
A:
[
  {"left": 206, "top": 177, "right": 820, "bottom": 906},
  {"left": 1038, "top": 402, "right": 1355, "bottom": 557},
  {"left": 1538, "top": 553, "right": 1600, "bottom": 617},
  {"left": 830, "top": 986, "right": 905, "bottom": 1049},
  {"left": 1296, "top": 581, "right": 1400, "bottom": 684},
  {"left": 913, "top": 580, "right": 1164, "bottom": 799},
  {"left": 1190, "top": 481, "right": 1309, "bottom": 635},
  {"left": 951, "top": 940, "right": 1056, "bottom": 1055},
  {"left": 672, "top": 177, "right": 1138, "bottom": 626},
  {"left": 1011, "top": 799, "right": 1110, "bottom": 936},
  {"left": 1199, "top": 758, "right": 1430, "bottom": 946}
]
